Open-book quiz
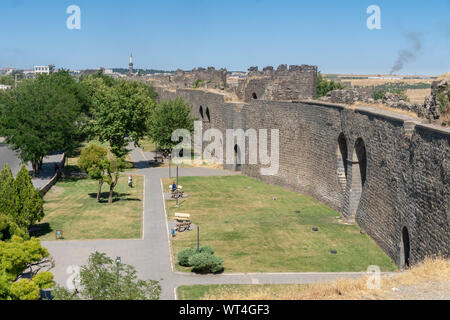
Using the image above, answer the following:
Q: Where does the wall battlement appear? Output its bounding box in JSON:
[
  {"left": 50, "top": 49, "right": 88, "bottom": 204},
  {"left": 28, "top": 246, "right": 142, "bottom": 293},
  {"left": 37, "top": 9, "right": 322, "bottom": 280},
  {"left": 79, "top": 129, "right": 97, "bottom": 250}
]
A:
[
  {"left": 236, "top": 64, "right": 318, "bottom": 102},
  {"left": 155, "top": 86, "right": 449, "bottom": 268}
]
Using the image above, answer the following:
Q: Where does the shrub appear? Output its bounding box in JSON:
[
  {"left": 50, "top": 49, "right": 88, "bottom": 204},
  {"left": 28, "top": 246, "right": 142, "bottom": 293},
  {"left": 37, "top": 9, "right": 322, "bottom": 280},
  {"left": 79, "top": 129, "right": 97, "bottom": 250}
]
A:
[
  {"left": 317, "top": 72, "right": 346, "bottom": 98},
  {"left": 372, "top": 89, "right": 386, "bottom": 101},
  {"left": 188, "top": 252, "right": 224, "bottom": 273},
  {"left": 178, "top": 248, "right": 197, "bottom": 267},
  {"left": 177, "top": 246, "right": 217, "bottom": 267}
]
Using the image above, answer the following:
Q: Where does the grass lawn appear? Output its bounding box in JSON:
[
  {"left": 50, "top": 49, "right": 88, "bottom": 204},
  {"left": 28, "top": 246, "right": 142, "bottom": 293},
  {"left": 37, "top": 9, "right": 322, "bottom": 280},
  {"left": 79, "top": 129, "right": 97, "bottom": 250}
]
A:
[
  {"left": 177, "top": 284, "right": 306, "bottom": 300},
  {"left": 139, "top": 137, "right": 158, "bottom": 152},
  {"left": 164, "top": 175, "right": 396, "bottom": 273},
  {"left": 38, "top": 174, "right": 143, "bottom": 240}
]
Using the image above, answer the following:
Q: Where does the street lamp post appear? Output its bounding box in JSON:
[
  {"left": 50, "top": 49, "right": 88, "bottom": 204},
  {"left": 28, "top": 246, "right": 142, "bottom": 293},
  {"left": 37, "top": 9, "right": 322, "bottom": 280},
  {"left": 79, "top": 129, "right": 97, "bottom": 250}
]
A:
[
  {"left": 176, "top": 164, "right": 179, "bottom": 207},
  {"left": 115, "top": 256, "right": 121, "bottom": 284},
  {"left": 169, "top": 154, "right": 172, "bottom": 178},
  {"left": 197, "top": 226, "right": 200, "bottom": 253}
]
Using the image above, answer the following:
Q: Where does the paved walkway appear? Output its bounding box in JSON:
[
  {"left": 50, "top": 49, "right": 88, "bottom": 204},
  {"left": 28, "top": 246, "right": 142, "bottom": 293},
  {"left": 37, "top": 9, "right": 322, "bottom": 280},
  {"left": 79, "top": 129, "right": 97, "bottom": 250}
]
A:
[
  {"left": 42, "top": 146, "right": 371, "bottom": 300},
  {"left": 0, "top": 138, "right": 64, "bottom": 189}
]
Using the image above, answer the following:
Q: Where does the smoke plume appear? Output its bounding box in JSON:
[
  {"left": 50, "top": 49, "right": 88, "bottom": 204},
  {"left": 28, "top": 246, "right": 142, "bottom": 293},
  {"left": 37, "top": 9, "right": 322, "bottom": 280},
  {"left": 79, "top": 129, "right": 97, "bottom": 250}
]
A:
[{"left": 390, "top": 33, "right": 422, "bottom": 75}]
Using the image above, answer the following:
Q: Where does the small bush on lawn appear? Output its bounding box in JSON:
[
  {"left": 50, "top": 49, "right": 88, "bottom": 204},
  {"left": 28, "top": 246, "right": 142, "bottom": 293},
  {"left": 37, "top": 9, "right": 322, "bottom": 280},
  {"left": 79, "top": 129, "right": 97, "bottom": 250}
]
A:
[
  {"left": 178, "top": 246, "right": 216, "bottom": 267},
  {"left": 178, "top": 248, "right": 197, "bottom": 267},
  {"left": 188, "top": 252, "right": 224, "bottom": 273}
]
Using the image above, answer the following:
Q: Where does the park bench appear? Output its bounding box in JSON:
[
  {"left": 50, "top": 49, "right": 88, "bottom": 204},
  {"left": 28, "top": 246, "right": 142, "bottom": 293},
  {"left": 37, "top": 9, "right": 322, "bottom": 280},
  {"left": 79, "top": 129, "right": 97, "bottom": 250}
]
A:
[
  {"left": 174, "top": 212, "right": 190, "bottom": 222},
  {"left": 175, "top": 221, "right": 192, "bottom": 232},
  {"left": 154, "top": 155, "right": 164, "bottom": 163}
]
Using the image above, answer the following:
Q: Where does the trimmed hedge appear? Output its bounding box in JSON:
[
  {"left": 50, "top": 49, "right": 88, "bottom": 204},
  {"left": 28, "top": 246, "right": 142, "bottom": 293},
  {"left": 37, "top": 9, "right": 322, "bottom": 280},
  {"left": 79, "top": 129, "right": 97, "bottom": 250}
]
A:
[
  {"left": 188, "top": 252, "right": 224, "bottom": 273},
  {"left": 177, "top": 246, "right": 223, "bottom": 273}
]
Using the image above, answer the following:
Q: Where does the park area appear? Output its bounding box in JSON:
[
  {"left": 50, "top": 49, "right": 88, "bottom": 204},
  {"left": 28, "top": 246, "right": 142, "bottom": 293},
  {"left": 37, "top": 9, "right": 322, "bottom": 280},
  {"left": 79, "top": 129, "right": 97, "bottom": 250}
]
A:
[
  {"left": 164, "top": 175, "right": 396, "bottom": 273},
  {"left": 37, "top": 173, "right": 143, "bottom": 241}
]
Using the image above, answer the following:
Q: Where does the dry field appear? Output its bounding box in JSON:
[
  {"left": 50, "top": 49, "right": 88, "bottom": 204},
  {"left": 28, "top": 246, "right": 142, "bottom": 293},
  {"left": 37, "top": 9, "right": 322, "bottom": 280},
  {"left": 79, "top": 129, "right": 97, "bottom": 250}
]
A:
[
  {"left": 406, "top": 88, "right": 431, "bottom": 104},
  {"left": 200, "top": 257, "right": 449, "bottom": 300}
]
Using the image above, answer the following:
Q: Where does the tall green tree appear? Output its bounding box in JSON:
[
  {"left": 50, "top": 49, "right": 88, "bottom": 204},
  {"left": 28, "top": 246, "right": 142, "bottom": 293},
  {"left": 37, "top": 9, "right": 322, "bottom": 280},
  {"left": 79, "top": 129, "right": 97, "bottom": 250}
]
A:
[
  {"left": 147, "top": 98, "right": 195, "bottom": 152},
  {"left": 0, "top": 72, "right": 81, "bottom": 176},
  {"left": 0, "top": 236, "right": 54, "bottom": 300},
  {"left": 14, "top": 165, "right": 44, "bottom": 228},
  {"left": 0, "top": 164, "right": 18, "bottom": 218},
  {"left": 90, "top": 79, "right": 157, "bottom": 158},
  {"left": 78, "top": 144, "right": 108, "bottom": 202},
  {"left": 52, "top": 251, "right": 161, "bottom": 300}
]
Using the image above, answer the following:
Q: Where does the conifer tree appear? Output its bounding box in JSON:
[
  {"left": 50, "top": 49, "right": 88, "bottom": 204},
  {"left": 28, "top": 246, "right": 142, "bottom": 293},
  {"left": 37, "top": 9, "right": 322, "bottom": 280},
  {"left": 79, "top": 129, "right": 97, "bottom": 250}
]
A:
[
  {"left": 0, "top": 164, "right": 18, "bottom": 218},
  {"left": 14, "top": 165, "right": 44, "bottom": 228}
]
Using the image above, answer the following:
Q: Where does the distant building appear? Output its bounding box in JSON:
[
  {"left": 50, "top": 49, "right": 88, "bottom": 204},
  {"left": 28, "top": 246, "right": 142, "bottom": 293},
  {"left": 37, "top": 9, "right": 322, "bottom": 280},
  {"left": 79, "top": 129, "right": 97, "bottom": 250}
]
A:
[
  {"left": 0, "top": 68, "right": 16, "bottom": 75},
  {"left": 128, "top": 54, "right": 134, "bottom": 76},
  {"left": 34, "top": 65, "right": 55, "bottom": 75},
  {"left": 0, "top": 84, "right": 12, "bottom": 90}
]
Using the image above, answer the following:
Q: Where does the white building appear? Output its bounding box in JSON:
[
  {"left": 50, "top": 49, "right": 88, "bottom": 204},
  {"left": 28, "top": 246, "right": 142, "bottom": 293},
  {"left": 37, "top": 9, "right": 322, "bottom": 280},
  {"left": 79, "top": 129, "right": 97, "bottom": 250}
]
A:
[
  {"left": 0, "top": 84, "right": 12, "bottom": 90},
  {"left": 34, "top": 65, "right": 55, "bottom": 75}
]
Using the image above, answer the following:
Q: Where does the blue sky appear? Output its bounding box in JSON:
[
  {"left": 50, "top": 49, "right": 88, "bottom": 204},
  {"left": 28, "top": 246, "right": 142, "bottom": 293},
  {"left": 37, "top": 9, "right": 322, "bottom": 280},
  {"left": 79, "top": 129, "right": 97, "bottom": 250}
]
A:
[{"left": 0, "top": 0, "right": 449, "bottom": 74}]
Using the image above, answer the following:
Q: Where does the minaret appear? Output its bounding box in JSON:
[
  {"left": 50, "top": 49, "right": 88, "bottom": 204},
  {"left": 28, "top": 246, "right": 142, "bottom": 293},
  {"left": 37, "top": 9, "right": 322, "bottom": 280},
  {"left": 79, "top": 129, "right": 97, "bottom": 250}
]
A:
[{"left": 128, "top": 53, "right": 134, "bottom": 76}]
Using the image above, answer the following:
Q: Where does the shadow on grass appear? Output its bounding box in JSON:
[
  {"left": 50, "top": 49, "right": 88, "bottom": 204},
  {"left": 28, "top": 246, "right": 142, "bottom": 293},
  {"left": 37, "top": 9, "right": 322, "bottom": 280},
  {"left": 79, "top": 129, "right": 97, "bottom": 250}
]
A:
[
  {"left": 88, "top": 192, "right": 141, "bottom": 203},
  {"left": 30, "top": 223, "right": 53, "bottom": 238},
  {"left": 176, "top": 263, "right": 225, "bottom": 275}
]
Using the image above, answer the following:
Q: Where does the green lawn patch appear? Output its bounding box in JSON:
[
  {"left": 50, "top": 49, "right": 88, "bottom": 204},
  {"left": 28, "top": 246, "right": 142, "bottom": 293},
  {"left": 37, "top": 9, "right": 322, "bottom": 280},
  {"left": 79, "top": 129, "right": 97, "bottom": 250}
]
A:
[
  {"left": 38, "top": 174, "right": 143, "bottom": 240},
  {"left": 164, "top": 175, "right": 396, "bottom": 273}
]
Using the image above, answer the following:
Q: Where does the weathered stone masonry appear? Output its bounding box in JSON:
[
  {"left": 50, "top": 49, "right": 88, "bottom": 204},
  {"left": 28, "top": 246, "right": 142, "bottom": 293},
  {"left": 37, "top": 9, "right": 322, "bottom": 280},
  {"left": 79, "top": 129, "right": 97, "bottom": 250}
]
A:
[{"left": 156, "top": 87, "right": 449, "bottom": 268}]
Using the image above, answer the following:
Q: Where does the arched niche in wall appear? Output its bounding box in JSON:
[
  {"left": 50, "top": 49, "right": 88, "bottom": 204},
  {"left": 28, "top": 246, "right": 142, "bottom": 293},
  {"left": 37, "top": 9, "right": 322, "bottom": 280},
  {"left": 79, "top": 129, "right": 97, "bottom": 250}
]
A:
[
  {"left": 400, "top": 226, "right": 411, "bottom": 269},
  {"left": 348, "top": 137, "right": 367, "bottom": 219},
  {"left": 199, "top": 106, "right": 204, "bottom": 120},
  {"left": 336, "top": 133, "right": 348, "bottom": 191},
  {"left": 205, "top": 107, "right": 211, "bottom": 123},
  {"left": 252, "top": 92, "right": 258, "bottom": 100},
  {"left": 234, "top": 144, "right": 242, "bottom": 172}
]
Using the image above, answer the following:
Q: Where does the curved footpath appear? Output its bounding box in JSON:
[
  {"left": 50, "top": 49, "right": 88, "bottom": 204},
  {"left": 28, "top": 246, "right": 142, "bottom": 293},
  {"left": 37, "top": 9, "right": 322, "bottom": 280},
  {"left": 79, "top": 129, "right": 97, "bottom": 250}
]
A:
[
  {"left": 0, "top": 139, "right": 64, "bottom": 190},
  {"left": 43, "top": 146, "right": 380, "bottom": 300}
]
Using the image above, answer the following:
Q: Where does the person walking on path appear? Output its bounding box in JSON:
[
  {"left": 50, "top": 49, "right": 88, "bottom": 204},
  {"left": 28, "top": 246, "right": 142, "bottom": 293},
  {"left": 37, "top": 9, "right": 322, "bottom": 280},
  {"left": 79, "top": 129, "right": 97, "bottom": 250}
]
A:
[{"left": 128, "top": 175, "right": 133, "bottom": 188}]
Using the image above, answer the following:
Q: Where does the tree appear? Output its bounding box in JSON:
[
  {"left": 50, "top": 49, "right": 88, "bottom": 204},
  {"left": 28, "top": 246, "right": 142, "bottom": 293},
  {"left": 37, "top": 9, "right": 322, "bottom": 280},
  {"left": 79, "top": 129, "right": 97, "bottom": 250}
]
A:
[
  {"left": 103, "top": 156, "right": 126, "bottom": 204},
  {"left": 0, "top": 72, "right": 81, "bottom": 176},
  {"left": 0, "top": 164, "right": 18, "bottom": 218},
  {"left": 0, "top": 75, "right": 14, "bottom": 86},
  {"left": 14, "top": 165, "right": 44, "bottom": 228},
  {"left": 90, "top": 79, "right": 157, "bottom": 158},
  {"left": 147, "top": 98, "right": 195, "bottom": 153},
  {"left": 0, "top": 236, "right": 54, "bottom": 300},
  {"left": 78, "top": 144, "right": 108, "bottom": 202},
  {"left": 317, "top": 72, "right": 346, "bottom": 98},
  {"left": 52, "top": 252, "right": 161, "bottom": 300}
]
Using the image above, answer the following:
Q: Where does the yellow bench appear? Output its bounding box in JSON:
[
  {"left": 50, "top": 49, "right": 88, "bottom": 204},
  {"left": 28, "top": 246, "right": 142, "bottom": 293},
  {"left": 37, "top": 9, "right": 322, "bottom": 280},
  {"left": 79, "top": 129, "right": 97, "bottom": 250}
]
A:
[{"left": 174, "top": 212, "right": 190, "bottom": 222}]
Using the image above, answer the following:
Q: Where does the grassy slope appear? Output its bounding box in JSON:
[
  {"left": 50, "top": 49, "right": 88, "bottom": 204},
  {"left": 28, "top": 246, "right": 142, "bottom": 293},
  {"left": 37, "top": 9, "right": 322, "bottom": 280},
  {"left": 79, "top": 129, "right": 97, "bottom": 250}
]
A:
[
  {"left": 39, "top": 174, "right": 143, "bottom": 240},
  {"left": 165, "top": 175, "right": 396, "bottom": 273}
]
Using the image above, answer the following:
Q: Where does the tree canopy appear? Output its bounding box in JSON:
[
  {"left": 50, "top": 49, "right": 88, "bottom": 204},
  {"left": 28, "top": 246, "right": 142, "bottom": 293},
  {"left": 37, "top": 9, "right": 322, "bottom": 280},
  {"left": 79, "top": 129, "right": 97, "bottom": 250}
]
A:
[
  {"left": 0, "top": 71, "right": 82, "bottom": 176},
  {"left": 90, "top": 79, "right": 157, "bottom": 158},
  {"left": 147, "top": 98, "right": 195, "bottom": 152},
  {"left": 0, "top": 236, "right": 54, "bottom": 300},
  {"left": 52, "top": 251, "right": 161, "bottom": 300},
  {"left": 0, "top": 164, "right": 43, "bottom": 238}
]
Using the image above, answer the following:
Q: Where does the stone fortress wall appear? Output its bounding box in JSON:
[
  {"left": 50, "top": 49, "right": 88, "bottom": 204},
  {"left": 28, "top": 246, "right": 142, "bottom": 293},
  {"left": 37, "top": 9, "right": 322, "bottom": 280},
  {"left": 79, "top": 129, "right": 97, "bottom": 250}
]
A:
[{"left": 153, "top": 67, "right": 449, "bottom": 269}]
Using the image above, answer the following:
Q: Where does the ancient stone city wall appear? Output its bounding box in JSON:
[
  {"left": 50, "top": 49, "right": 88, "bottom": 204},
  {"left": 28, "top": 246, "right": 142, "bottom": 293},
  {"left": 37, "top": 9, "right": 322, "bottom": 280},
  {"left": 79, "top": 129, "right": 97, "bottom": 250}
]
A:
[{"left": 156, "top": 87, "right": 449, "bottom": 268}]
